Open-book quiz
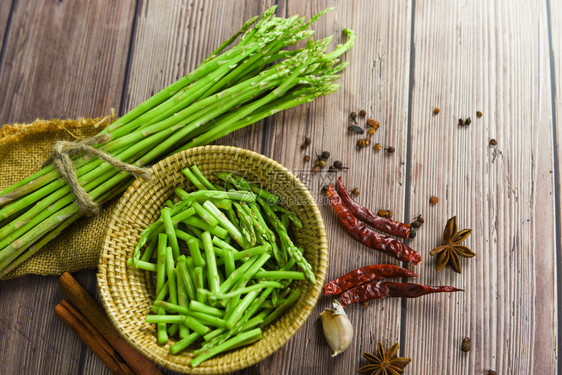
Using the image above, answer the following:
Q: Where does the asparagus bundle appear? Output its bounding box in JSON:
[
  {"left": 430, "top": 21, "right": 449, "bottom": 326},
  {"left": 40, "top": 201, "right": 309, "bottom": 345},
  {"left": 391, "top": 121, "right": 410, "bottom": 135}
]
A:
[
  {"left": 132, "top": 165, "right": 309, "bottom": 366},
  {"left": 0, "top": 6, "right": 355, "bottom": 277}
]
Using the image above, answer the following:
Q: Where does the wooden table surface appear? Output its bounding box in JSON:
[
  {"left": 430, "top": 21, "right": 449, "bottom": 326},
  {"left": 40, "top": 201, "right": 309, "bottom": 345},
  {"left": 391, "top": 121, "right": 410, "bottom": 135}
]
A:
[{"left": 0, "top": 0, "right": 560, "bottom": 374}]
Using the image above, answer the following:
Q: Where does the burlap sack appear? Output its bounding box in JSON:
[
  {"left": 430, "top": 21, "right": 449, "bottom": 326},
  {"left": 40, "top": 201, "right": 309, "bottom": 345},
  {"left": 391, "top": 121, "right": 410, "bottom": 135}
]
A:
[{"left": 0, "top": 117, "right": 116, "bottom": 279}]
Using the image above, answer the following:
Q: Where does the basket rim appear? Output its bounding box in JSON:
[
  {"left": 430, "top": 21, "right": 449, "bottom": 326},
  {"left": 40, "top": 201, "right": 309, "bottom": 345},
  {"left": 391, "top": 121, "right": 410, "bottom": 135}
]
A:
[{"left": 96, "top": 145, "right": 329, "bottom": 373}]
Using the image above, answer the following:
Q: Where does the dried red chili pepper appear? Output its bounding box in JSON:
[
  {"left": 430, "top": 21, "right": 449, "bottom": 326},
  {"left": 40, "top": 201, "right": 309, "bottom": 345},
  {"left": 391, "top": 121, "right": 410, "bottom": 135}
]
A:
[
  {"left": 323, "top": 264, "right": 418, "bottom": 296},
  {"left": 326, "top": 185, "right": 422, "bottom": 264},
  {"left": 340, "top": 281, "right": 463, "bottom": 307},
  {"left": 337, "top": 177, "right": 412, "bottom": 240}
]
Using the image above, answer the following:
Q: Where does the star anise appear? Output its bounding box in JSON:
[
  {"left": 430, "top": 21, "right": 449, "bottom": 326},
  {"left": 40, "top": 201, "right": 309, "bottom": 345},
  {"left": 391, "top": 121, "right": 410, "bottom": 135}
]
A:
[
  {"left": 430, "top": 216, "right": 475, "bottom": 273},
  {"left": 358, "top": 342, "right": 411, "bottom": 375}
]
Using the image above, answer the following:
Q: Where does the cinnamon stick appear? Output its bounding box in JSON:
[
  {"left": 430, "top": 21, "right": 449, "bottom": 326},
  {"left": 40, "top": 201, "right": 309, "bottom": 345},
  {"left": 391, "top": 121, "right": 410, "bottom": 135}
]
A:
[
  {"left": 58, "top": 272, "right": 162, "bottom": 375},
  {"left": 55, "top": 300, "right": 134, "bottom": 375}
]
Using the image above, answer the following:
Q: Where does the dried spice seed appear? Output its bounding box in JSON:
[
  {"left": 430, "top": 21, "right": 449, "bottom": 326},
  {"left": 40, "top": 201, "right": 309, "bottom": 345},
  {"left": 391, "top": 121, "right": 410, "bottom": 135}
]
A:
[
  {"left": 411, "top": 221, "right": 421, "bottom": 228},
  {"left": 328, "top": 165, "right": 337, "bottom": 173},
  {"left": 349, "top": 125, "right": 365, "bottom": 134},
  {"left": 416, "top": 215, "right": 424, "bottom": 223},
  {"left": 357, "top": 139, "right": 366, "bottom": 148},
  {"left": 364, "top": 138, "right": 371, "bottom": 146},
  {"left": 377, "top": 209, "right": 386, "bottom": 217},
  {"left": 458, "top": 118, "right": 466, "bottom": 126},
  {"left": 359, "top": 109, "right": 367, "bottom": 117},
  {"left": 465, "top": 117, "right": 472, "bottom": 125},
  {"left": 409, "top": 231, "right": 417, "bottom": 239},
  {"left": 461, "top": 337, "right": 471, "bottom": 352},
  {"left": 303, "top": 155, "right": 310, "bottom": 162},
  {"left": 358, "top": 342, "right": 411, "bottom": 375},
  {"left": 489, "top": 139, "right": 497, "bottom": 146},
  {"left": 350, "top": 112, "right": 358, "bottom": 121},
  {"left": 366, "top": 118, "right": 375, "bottom": 127},
  {"left": 429, "top": 196, "right": 439, "bottom": 205},
  {"left": 304, "top": 137, "right": 311, "bottom": 145},
  {"left": 312, "top": 166, "right": 319, "bottom": 173},
  {"left": 368, "top": 127, "right": 376, "bottom": 135},
  {"left": 316, "top": 160, "right": 326, "bottom": 168},
  {"left": 373, "top": 143, "right": 382, "bottom": 151},
  {"left": 362, "top": 301, "right": 369, "bottom": 307},
  {"left": 333, "top": 160, "right": 343, "bottom": 169},
  {"left": 476, "top": 111, "right": 483, "bottom": 118},
  {"left": 351, "top": 187, "right": 360, "bottom": 196},
  {"left": 385, "top": 146, "right": 395, "bottom": 154},
  {"left": 321, "top": 184, "right": 329, "bottom": 192},
  {"left": 430, "top": 216, "right": 475, "bottom": 273},
  {"left": 321, "top": 151, "right": 331, "bottom": 159},
  {"left": 433, "top": 107, "right": 440, "bottom": 115}
]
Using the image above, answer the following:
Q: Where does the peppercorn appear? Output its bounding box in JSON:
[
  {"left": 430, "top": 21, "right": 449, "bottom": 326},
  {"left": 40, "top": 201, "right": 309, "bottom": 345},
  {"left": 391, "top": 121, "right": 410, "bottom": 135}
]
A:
[
  {"left": 304, "top": 137, "right": 311, "bottom": 145},
  {"left": 465, "top": 117, "right": 472, "bottom": 125},
  {"left": 429, "top": 196, "right": 439, "bottom": 205},
  {"left": 461, "top": 337, "right": 471, "bottom": 352},
  {"left": 368, "top": 127, "right": 375, "bottom": 135},
  {"left": 359, "top": 109, "right": 367, "bottom": 117},
  {"left": 357, "top": 139, "right": 366, "bottom": 148},
  {"left": 372, "top": 121, "right": 380, "bottom": 130},
  {"left": 411, "top": 221, "right": 421, "bottom": 228},
  {"left": 321, "top": 151, "right": 330, "bottom": 159},
  {"left": 328, "top": 165, "right": 337, "bottom": 173},
  {"left": 458, "top": 118, "right": 465, "bottom": 126},
  {"left": 316, "top": 160, "right": 326, "bottom": 168},
  {"left": 333, "top": 160, "right": 343, "bottom": 169},
  {"left": 312, "top": 166, "right": 319, "bottom": 173},
  {"left": 321, "top": 184, "right": 329, "bottom": 192},
  {"left": 489, "top": 138, "right": 497, "bottom": 146},
  {"left": 350, "top": 112, "right": 357, "bottom": 121},
  {"left": 366, "top": 118, "right": 375, "bottom": 127},
  {"left": 433, "top": 107, "right": 440, "bottom": 115},
  {"left": 373, "top": 143, "right": 382, "bottom": 151},
  {"left": 385, "top": 146, "right": 395, "bottom": 154},
  {"left": 476, "top": 110, "right": 483, "bottom": 118},
  {"left": 351, "top": 187, "right": 360, "bottom": 196},
  {"left": 416, "top": 215, "right": 424, "bottom": 223},
  {"left": 377, "top": 209, "right": 386, "bottom": 217},
  {"left": 303, "top": 155, "right": 310, "bottom": 162},
  {"left": 364, "top": 138, "right": 371, "bottom": 146},
  {"left": 409, "top": 230, "right": 417, "bottom": 239}
]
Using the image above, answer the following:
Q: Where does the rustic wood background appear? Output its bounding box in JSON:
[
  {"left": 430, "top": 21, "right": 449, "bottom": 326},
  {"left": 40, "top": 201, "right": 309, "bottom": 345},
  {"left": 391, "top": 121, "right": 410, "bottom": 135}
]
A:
[{"left": 0, "top": 0, "right": 559, "bottom": 374}]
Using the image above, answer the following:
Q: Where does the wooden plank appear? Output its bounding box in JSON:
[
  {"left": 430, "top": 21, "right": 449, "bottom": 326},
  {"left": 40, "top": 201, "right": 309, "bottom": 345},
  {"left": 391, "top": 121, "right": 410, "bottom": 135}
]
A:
[
  {"left": 81, "top": 1, "right": 270, "bottom": 373},
  {"left": 0, "top": 0, "right": 136, "bottom": 124},
  {"left": 0, "top": 0, "right": 14, "bottom": 56},
  {"left": 257, "top": 1, "right": 414, "bottom": 374},
  {"left": 549, "top": 2, "right": 562, "bottom": 372},
  {"left": 0, "top": 0, "right": 137, "bottom": 374},
  {"left": 120, "top": 0, "right": 276, "bottom": 152},
  {"left": 404, "top": 1, "right": 557, "bottom": 374}
]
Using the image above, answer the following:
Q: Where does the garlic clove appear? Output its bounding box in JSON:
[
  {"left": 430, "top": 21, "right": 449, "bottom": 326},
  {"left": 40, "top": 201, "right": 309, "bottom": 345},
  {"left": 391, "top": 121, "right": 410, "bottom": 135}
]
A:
[{"left": 319, "top": 300, "right": 353, "bottom": 357}]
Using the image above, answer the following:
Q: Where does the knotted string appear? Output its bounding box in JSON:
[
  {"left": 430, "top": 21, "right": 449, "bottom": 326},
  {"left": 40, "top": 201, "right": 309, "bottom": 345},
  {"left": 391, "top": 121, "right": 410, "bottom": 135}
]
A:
[{"left": 48, "top": 116, "right": 153, "bottom": 215}]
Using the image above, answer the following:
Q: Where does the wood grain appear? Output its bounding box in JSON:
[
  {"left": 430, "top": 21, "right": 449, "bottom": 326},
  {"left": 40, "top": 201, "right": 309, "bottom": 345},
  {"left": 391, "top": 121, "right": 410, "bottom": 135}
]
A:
[
  {"left": 549, "top": 2, "right": 562, "bottom": 370},
  {"left": 0, "top": 1, "right": 136, "bottom": 374},
  {"left": 121, "top": 0, "right": 275, "bottom": 153},
  {"left": 0, "top": 0, "right": 560, "bottom": 374},
  {"left": 0, "top": 0, "right": 14, "bottom": 56},
  {"left": 257, "top": 1, "right": 414, "bottom": 374},
  {"left": 0, "top": 0, "right": 136, "bottom": 124},
  {"left": 403, "top": 0, "right": 557, "bottom": 374}
]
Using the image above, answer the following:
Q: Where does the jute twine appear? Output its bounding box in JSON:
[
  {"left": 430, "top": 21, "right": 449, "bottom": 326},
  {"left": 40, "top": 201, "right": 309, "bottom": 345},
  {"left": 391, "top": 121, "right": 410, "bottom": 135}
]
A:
[{"left": 0, "top": 115, "right": 132, "bottom": 279}]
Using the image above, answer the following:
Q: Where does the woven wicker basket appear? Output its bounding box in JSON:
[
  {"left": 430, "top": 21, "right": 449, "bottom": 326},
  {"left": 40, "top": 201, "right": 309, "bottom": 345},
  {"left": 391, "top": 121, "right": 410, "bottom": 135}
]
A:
[{"left": 97, "top": 145, "right": 329, "bottom": 374}]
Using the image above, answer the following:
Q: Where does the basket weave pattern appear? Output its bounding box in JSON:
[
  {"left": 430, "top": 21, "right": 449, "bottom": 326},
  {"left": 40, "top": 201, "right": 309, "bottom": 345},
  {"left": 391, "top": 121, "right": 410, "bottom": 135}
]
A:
[{"left": 97, "top": 145, "right": 329, "bottom": 374}]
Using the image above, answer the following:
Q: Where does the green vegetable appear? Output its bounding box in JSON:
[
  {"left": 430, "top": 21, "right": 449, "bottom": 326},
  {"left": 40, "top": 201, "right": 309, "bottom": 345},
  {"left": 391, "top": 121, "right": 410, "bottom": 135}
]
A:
[{"left": 0, "top": 5, "right": 353, "bottom": 277}]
